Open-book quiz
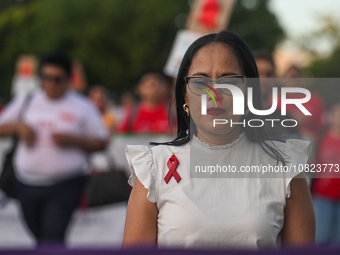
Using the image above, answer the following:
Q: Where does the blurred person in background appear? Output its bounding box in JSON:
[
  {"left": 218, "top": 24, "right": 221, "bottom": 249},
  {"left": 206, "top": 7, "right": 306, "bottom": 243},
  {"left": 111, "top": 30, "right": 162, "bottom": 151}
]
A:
[
  {"left": 253, "top": 49, "right": 276, "bottom": 110},
  {"left": 89, "top": 85, "right": 116, "bottom": 134},
  {"left": 312, "top": 97, "right": 340, "bottom": 245},
  {"left": 282, "top": 65, "right": 325, "bottom": 140},
  {"left": 284, "top": 64, "right": 303, "bottom": 79},
  {"left": 159, "top": 74, "right": 175, "bottom": 107},
  {"left": 88, "top": 85, "right": 117, "bottom": 173},
  {"left": 70, "top": 61, "right": 87, "bottom": 94},
  {"left": 158, "top": 73, "right": 177, "bottom": 135},
  {"left": 117, "top": 92, "right": 134, "bottom": 118},
  {"left": 114, "top": 92, "right": 135, "bottom": 128},
  {"left": 254, "top": 50, "right": 300, "bottom": 141},
  {"left": 120, "top": 92, "right": 135, "bottom": 108},
  {"left": 0, "top": 51, "right": 108, "bottom": 245},
  {"left": 117, "top": 70, "right": 172, "bottom": 134},
  {"left": 11, "top": 56, "right": 40, "bottom": 97}
]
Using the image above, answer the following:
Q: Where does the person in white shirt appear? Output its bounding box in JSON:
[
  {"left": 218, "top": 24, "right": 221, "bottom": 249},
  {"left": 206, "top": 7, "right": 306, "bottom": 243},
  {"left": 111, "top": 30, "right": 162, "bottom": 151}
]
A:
[
  {"left": 0, "top": 51, "right": 108, "bottom": 245},
  {"left": 122, "top": 31, "right": 315, "bottom": 249}
]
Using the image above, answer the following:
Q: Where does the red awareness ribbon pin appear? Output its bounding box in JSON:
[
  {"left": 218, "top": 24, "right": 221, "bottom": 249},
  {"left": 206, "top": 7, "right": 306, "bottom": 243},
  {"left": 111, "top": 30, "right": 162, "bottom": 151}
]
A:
[{"left": 164, "top": 153, "right": 181, "bottom": 184}]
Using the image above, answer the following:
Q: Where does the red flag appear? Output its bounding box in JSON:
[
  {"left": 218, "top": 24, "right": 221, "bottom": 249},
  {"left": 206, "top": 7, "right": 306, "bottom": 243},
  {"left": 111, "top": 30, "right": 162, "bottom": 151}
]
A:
[{"left": 197, "top": 0, "right": 220, "bottom": 29}]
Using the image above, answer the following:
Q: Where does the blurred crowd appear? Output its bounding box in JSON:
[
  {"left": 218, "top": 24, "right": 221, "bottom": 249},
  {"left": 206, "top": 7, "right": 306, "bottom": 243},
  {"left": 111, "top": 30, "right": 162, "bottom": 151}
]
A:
[
  {"left": 0, "top": 48, "right": 339, "bottom": 246},
  {"left": 255, "top": 50, "right": 340, "bottom": 246},
  {"left": 0, "top": 55, "right": 177, "bottom": 137},
  {"left": 0, "top": 52, "right": 177, "bottom": 245}
]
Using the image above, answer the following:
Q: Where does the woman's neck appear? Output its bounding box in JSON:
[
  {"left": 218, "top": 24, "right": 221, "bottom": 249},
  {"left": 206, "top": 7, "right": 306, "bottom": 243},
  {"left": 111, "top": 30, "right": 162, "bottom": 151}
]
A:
[{"left": 196, "top": 126, "right": 243, "bottom": 146}]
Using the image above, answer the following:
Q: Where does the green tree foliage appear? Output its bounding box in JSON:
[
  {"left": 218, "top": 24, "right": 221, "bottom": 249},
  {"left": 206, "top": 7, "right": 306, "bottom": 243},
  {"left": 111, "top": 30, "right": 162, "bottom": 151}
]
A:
[
  {"left": 305, "top": 49, "right": 340, "bottom": 103},
  {"left": 307, "top": 49, "right": 340, "bottom": 78},
  {"left": 0, "top": 0, "right": 189, "bottom": 98},
  {"left": 0, "top": 0, "right": 284, "bottom": 100},
  {"left": 229, "top": 0, "right": 284, "bottom": 52},
  {"left": 303, "top": 16, "right": 340, "bottom": 78},
  {"left": 0, "top": 0, "right": 32, "bottom": 12}
]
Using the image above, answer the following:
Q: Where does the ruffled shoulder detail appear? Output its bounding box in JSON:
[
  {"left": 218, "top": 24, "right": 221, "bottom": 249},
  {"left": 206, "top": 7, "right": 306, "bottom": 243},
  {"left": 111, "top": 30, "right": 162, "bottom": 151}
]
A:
[
  {"left": 125, "top": 145, "right": 156, "bottom": 203},
  {"left": 275, "top": 139, "right": 310, "bottom": 199}
]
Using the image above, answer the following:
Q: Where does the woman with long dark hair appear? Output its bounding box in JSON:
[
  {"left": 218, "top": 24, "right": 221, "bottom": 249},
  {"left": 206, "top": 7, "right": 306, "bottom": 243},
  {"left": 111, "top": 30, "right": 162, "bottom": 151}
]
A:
[{"left": 122, "top": 31, "right": 315, "bottom": 249}]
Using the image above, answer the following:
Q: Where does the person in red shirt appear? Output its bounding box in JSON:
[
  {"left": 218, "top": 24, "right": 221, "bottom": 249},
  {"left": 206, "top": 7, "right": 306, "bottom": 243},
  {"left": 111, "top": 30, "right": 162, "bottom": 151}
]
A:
[
  {"left": 117, "top": 70, "right": 173, "bottom": 134},
  {"left": 312, "top": 97, "right": 340, "bottom": 245},
  {"left": 282, "top": 65, "right": 325, "bottom": 139},
  {"left": 254, "top": 51, "right": 300, "bottom": 141}
]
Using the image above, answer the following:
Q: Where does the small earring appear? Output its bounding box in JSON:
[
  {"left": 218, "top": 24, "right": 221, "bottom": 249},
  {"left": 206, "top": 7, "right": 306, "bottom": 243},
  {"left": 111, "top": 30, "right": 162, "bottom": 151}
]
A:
[{"left": 183, "top": 103, "right": 190, "bottom": 117}]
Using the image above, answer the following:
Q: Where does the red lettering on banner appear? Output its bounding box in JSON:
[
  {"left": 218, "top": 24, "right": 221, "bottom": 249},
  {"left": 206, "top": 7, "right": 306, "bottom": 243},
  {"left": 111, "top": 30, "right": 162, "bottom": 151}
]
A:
[{"left": 60, "top": 112, "right": 76, "bottom": 122}]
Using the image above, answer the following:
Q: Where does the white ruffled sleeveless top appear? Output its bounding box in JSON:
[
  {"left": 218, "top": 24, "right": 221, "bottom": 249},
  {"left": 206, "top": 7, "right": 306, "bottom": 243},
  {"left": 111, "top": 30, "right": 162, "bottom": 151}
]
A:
[{"left": 125, "top": 132, "right": 310, "bottom": 249}]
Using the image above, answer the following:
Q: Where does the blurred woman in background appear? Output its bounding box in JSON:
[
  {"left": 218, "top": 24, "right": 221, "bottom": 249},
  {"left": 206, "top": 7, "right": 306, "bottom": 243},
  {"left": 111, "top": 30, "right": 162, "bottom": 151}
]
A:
[
  {"left": 0, "top": 52, "right": 108, "bottom": 245},
  {"left": 312, "top": 97, "right": 340, "bottom": 245}
]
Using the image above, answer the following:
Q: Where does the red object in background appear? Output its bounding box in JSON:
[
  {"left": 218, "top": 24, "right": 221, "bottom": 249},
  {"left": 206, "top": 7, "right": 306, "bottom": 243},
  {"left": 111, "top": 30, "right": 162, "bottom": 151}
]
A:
[
  {"left": 79, "top": 195, "right": 89, "bottom": 211},
  {"left": 71, "top": 61, "right": 87, "bottom": 93},
  {"left": 19, "top": 65, "right": 33, "bottom": 76},
  {"left": 18, "top": 58, "right": 35, "bottom": 77},
  {"left": 276, "top": 92, "right": 325, "bottom": 138},
  {"left": 197, "top": 0, "right": 220, "bottom": 29},
  {"left": 117, "top": 102, "right": 171, "bottom": 134},
  {"left": 60, "top": 112, "right": 76, "bottom": 122},
  {"left": 312, "top": 131, "right": 340, "bottom": 200}
]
